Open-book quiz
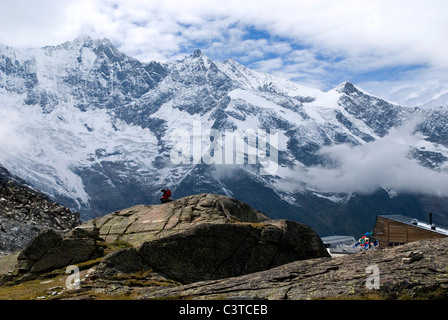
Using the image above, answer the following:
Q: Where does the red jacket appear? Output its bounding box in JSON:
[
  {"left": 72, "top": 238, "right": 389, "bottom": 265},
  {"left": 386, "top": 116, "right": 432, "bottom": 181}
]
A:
[{"left": 162, "top": 189, "right": 171, "bottom": 199}]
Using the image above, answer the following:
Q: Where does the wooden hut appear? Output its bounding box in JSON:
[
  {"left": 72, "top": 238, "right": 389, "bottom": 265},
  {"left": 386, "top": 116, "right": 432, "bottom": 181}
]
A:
[{"left": 373, "top": 214, "right": 448, "bottom": 249}]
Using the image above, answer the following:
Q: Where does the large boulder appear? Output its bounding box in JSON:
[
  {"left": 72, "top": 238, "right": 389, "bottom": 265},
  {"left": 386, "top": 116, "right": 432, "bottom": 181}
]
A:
[
  {"left": 82, "top": 193, "right": 270, "bottom": 246},
  {"left": 95, "top": 219, "right": 329, "bottom": 284},
  {"left": 16, "top": 227, "right": 104, "bottom": 274},
  {"left": 10, "top": 193, "right": 328, "bottom": 286}
]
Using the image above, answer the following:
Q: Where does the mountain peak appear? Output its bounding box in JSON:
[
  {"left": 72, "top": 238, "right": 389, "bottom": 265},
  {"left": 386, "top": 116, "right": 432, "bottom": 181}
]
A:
[
  {"left": 178, "top": 48, "right": 215, "bottom": 70},
  {"left": 42, "top": 36, "right": 117, "bottom": 55},
  {"left": 62, "top": 36, "right": 116, "bottom": 52},
  {"left": 335, "top": 81, "right": 360, "bottom": 94},
  {"left": 192, "top": 48, "right": 205, "bottom": 58},
  {"left": 73, "top": 35, "right": 93, "bottom": 45}
]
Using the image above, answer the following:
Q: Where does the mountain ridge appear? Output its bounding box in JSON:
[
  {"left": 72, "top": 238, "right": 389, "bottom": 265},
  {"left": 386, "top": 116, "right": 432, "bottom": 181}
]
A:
[{"left": 2, "top": 37, "right": 448, "bottom": 237}]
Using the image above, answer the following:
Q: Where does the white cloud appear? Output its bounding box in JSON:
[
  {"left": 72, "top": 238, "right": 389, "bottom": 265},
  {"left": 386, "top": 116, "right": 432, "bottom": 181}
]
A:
[
  {"left": 0, "top": 0, "right": 446, "bottom": 103},
  {"left": 302, "top": 121, "right": 448, "bottom": 196},
  {"left": 359, "top": 68, "right": 448, "bottom": 107},
  {"left": 1, "top": 1, "right": 444, "bottom": 63},
  {"left": 0, "top": 108, "right": 30, "bottom": 157},
  {"left": 250, "top": 57, "right": 284, "bottom": 73}
]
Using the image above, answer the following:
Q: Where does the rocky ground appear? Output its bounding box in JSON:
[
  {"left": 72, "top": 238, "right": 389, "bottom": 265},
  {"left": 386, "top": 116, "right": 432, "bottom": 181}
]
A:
[
  {"left": 2, "top": 237, "right": 447, "bottom": 301},
  {"left": 139, "top": 237, "right": 448, "bottom": 300},
  {"left": 0, "top": 193, "right": 447, "bottom": 301}
]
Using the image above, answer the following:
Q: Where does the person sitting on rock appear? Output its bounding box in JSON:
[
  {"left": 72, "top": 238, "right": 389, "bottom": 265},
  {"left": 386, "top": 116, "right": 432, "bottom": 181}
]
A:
[{"left": 160, "top": 188, "right": 172, "bottom": 203}]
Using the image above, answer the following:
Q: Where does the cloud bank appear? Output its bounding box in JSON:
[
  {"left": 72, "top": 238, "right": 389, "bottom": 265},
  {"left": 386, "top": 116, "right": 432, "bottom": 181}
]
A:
[{"left": 282, "top": 121, "right": 448, "bottom": 197}]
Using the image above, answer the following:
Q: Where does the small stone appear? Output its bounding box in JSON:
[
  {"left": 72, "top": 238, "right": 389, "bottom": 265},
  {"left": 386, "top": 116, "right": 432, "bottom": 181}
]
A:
[{"left": 402, "top": 251, "right": 424, "bottom": 264}]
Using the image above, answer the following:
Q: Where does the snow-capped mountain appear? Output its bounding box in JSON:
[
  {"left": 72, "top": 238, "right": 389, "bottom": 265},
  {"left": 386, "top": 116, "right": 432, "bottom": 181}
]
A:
[{"left": 2, "top": 37, "right": 448, "bottom": 236}]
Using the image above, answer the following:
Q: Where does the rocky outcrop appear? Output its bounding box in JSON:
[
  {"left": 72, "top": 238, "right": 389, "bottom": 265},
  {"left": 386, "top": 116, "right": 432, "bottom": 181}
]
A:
[
  {"left": 1, "top": 193, "right": 332, "bottom": 299},
  {"left": 82, "top": 193, "right": 270, "bottom": 246},
  {"left": 0, "top": 165, "right": 82, "bottom": 255},
  {"left": 89, "top": 194, "right": 328, "bottom": 284},
  {"left": 16, "top": 227, "right": 104, "bottom": 274},
  {"left": 95, "top": 219, "right": 329, "bottom": 283},
  {"left": 4, "top": 193, "right": 326, "bottom": 281}
]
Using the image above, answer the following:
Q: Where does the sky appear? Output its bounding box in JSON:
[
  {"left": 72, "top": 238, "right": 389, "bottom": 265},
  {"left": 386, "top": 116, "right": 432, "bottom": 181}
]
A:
[{"left": 0, "top": 0, "right": 447, "bottom": 107}]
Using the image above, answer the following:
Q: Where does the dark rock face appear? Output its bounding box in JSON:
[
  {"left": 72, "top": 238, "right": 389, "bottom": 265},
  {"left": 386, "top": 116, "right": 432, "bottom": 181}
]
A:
[
  {"left": 16, "top": 227, "right": 104, "bottom": 274},
  {"left": 95, "top": 219, "right": 329, "bottom": 284}
]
